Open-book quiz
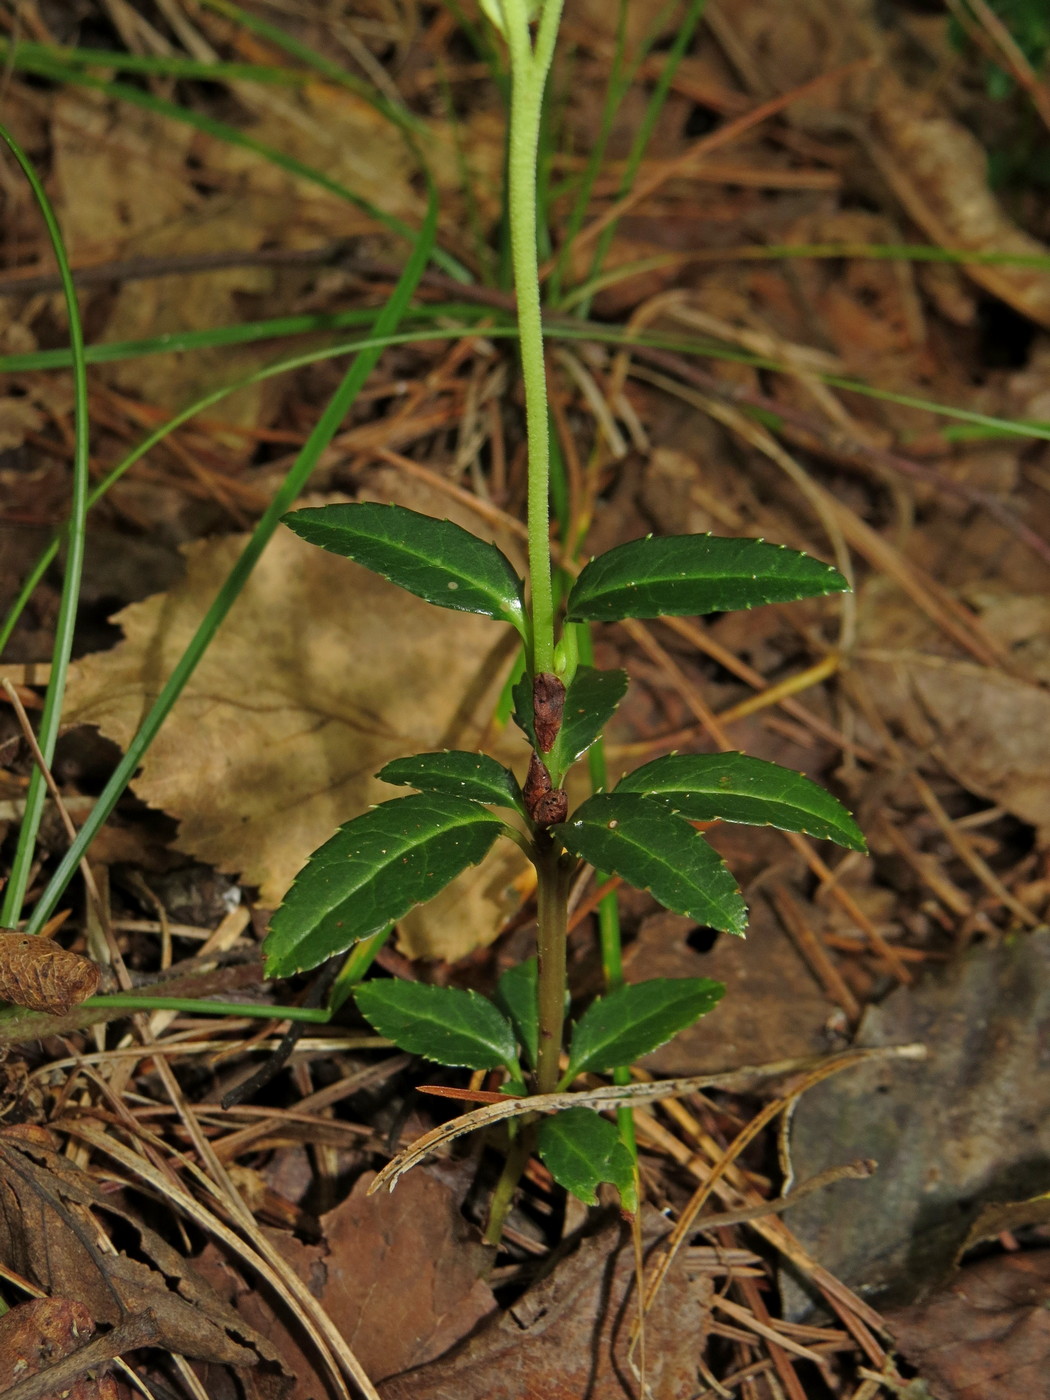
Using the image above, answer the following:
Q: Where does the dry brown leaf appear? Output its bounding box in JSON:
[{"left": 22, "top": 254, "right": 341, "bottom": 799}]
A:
[
  {"left": 623, "top": 902, "right": 835, "bottom": 1075},
  {"left": 718, "top": 0, "right": 1050, "bottom": 326},
  {"left": 63, "top": 494, "right": 527, "bottom": 960},
  {"left": 377, "top": 1211, "right": 710, "bottom": 1400},
  {"left": 209, "top": 79, "right": 419, "bottom": 235},
  {"left": 868, "top": 75, "right": 1050, "bottom": 329},
  {"left": 51, "top": 89, "right": 194, "bottom": 261},
  {"left": 0, "top": 931, "right": 100, "bottom": 1015},
  {"left": 100, "top": 193, "right": 278, "bottom": 429},
  {"left": 318, "top": 1169, "right": 496, "bottom": 1383},
  {"left": 0, "top": 1124, "right": 287, "bottom": 1374},
  {"left": 859, "top": 654, "right": 1050, "bottom": 843},
  {"left": 885, "top": 1251, "right": 1050, "bottom": 1400},
  {"left": 784, "top": 930, "right": 1050, "bottom": 1313}
]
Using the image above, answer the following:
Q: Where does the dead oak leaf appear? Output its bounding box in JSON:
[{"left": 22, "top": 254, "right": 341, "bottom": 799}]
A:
[{"left": 63, "top": 500, "right": 525, "bottom": 959}]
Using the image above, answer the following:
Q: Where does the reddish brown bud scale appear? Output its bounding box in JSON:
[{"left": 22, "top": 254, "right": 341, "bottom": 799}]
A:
[
  {"left": 532, "top": 672, "right": 565, "bottom": 752},
  {"left": 523, "top": 753, "right": 568, "bottom": 827},
  {"left": 0, "top": 930, "right": 100, "bottom": 1015},
  {"left": 533, "top": 788, "right": 569, "bottom": 825}
]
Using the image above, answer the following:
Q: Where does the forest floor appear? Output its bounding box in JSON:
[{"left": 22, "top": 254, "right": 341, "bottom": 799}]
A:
[{"left": 1, "top": 2, "right": 1050, "bottom": 1398}]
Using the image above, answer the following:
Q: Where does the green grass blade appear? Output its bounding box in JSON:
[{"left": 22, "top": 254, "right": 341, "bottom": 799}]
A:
[
  {"left": 0, "top": 127, "right": 90, "bottom": 928},
  {"left": 197, "top": 0, "right": 421, "bottom": 133},
  {"left": 79, "top": 995, "right": 333, "bottom": 1022},
  {"left": 0, "top": 38, "right": 311, "bottom": 85},
  {"left": 7, "top": 299, "right": 1049, "bottom": 444},
  {"left": 0, "top": 316, "right": 502, "bottom": 657},
  {"left": 577, "top": 0, "right": 708, "bottom": 312},
  {"left": 24, "top": 184, "right": 440, "bottom": 936},
  {"left": 0, "top": 303, "right": 493, "bottom": 372}
]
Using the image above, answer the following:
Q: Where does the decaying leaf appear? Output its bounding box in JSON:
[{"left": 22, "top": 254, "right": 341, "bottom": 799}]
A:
[
  {"left": 0, "top": 1124, "right": 287, "bottom": 1375},
  {"left": 885, "top": 1251, "right": 1050, "bottom": 1400},
  {"left": 318, "top": 1169, "right": 496, "bottom": 1383},
  {"left": 0, "top": 931, "right": 100, "bottom": 1016},
  {"left": 377, "top": 1210, "right": 710, "bottom": 1400},
  {"left": 0, "top": 1297, "right": 117, "bottom": 1400},
  {"left": 63, "top": 489, "right": 528, "bottom": 960},
  {"left": 858, "top": 654, "right": 1050, "bottom": 843}
]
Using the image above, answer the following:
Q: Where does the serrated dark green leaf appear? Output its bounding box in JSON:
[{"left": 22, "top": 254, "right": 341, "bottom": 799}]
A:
[
  {"left": 263, "top": 793, "right": 503, "bottom": 977},
  {"left": 354, "top": 980, "right": 519, "bottom": 1072},
  {"left": 284, "top": 502, "right": 528, "bottom": 637},
  {"left": 616, "top": 752, "right": 866, "bottom": 851},
  {"left": 538, "top": 1108, "right": 637, "bottom": 1211},
  {"left": 378, "top": 750, "right": 525, "bottom": 815},
  {"left": 510, "top": 671, "right": 536, "bottom": 749},
  {"left": 565, "top": 534, "right": 848, "bottom": 623},
  {"left": 548, "top": 667, "right": 629, "bottom": 780},
  {"left": 495, "top": 956, "right": 539, "bottom": 1069},
  {"left": 561, "top": 793, "right": 747, "bottom": 934},
  {"left": 565, "top": 978, "right": 726, "bottom": 1080}
]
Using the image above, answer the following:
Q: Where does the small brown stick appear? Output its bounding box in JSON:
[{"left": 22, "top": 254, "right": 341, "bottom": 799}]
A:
[{"left": 769, "top": 883, "right": 863, "bottom": 1023}]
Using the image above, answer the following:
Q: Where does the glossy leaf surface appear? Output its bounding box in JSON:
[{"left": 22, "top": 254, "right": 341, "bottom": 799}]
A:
[
  {"left": 565, "top": 534, "right": 848, "bottom": 623},
  {"left": 378, "top": 750, "right": 525, "bottom": 815},
  {"left": 561, "top": 793, "right": 746, "bottom": 934},
  {"left": 616, "top": 752, "right": 865, "bottom": 850},
  {"left": 495, "top": 956, "right": 539, "bottom": 1070},
  {"left": 263, "top": 793, "right": 502, "bottom": 977},
  {"left": 284, "top": 502, "right": 528, "bottom": 637},
  {"left": 565, "top": 977, "right": 726, "bottom": 1080},
  {"left": 537, "top": 1107, "right": 637, "bottom": 1211},
  {"left": 355, "top": 980, "right": 519, "bottom": 1072}
]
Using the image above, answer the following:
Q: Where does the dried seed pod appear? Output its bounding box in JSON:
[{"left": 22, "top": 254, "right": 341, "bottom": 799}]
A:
[
  {"left": 532, "top": 672, "right": 566, "bottom": 753},
  {"left": 0, "top": 930, "right": 100, "bottom": 1015}
]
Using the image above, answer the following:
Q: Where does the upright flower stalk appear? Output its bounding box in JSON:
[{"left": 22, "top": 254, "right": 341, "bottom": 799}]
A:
[{"left": 501, "top": 0, "right": 565, "bottom": 676}]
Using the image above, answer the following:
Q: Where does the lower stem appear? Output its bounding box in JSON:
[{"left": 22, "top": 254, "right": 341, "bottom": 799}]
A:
[
  {"left": 484, "top": 1123, "right": 534, "bottom": 1246},
  {"left": 535, "top": 835, "right": 571, "bottom": 1096}
]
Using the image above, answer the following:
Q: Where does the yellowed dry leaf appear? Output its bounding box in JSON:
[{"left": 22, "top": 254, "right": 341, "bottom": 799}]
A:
[
  {"left": 63, "top": 495, "right": 529, "bottom": 960},
  {"left": 100, "top": 192, "right": 278, "bottom": 428},
  {"left": 51, "top": 88, "right": 194, "bottom": 261},
  {"left": 209, "top": 79, "right": 419, "bottom": 236}
]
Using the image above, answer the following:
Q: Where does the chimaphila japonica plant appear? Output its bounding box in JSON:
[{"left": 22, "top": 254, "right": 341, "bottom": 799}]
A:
[{"left": 261, "top": 0, "right": 866, "bottom": 1228}]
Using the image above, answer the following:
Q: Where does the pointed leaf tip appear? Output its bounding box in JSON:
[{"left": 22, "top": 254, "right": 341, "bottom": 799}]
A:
[
  {"left": 355, "top": 980, "right": 519, "bottom": 1072},
  {"left": 616, "top": 752, "right": 866, "bottom": 851},
  {"left": 561, "top": 792, "right": 747, "bottom": 934},
  {"left": 284, "top": 502, "right": 528, "bottom": 637},
  {"left": 565, "top": 978, "right": 726, "bottom": 1078},
  {"left": 565, "top": 534, "right": 848, "bottom": 623},
  {"left": 263, "top": 793, "right": 502, "bottom": 977}
]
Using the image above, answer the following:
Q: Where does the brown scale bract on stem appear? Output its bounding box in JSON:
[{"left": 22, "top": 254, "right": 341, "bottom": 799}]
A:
[
  {"left": 523, "top": 752, "right": 569, "bottom": 827},
  {"left": 532, "top": 672, "right": 565, "bottom": 753},
  {"left": 0, "top": 931, "right": 100, "bottom": 1016}
]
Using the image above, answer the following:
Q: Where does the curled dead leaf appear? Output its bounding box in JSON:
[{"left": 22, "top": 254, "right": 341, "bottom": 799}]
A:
[{"left": 0, "top": 932, "right": 100, "bottom": 1016}]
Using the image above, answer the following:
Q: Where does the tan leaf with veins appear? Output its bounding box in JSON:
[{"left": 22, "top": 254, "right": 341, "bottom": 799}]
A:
[{"left": 64, "top": 497, "right": 528, "bottom": 959}]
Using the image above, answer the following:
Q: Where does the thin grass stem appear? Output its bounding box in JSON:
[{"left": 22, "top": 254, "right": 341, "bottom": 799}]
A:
[
  {"left": 23, "top": 190, "right": 439, "bottom": 936},
  {"left": 0, "top": 127, "right": 90, "bottom": 928}
]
